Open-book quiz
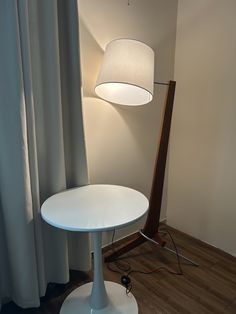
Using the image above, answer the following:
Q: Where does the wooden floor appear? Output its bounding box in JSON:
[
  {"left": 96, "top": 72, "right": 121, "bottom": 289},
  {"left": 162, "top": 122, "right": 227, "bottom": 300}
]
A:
[{"left": 2, "top": 225, "right": 236, "bottom": 314}]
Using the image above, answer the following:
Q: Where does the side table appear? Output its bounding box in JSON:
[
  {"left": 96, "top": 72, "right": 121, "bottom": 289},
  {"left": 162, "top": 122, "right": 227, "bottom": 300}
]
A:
[{"left": 41, "top": 184, "right": 149, "bottom": 313}]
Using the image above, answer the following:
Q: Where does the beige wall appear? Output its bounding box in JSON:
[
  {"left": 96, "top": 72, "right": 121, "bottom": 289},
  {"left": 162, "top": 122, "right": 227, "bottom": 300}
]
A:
[
  {"left": 78, "top": 0, "right": 178, "bottom": 243},
  {"left": 167, "top": 0, "right": 236, "bottom": 256}
]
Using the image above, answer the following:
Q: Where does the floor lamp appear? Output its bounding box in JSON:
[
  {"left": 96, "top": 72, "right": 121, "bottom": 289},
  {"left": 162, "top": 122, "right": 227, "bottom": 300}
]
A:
[{"left": 95, "top": 39, "right": 197, "bottom": 266}]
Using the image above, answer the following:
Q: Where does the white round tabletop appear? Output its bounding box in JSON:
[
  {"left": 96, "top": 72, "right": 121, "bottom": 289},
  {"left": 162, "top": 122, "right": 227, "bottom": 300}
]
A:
[{"left": 41, "top": 184, "right": 149, "bottom": 232}]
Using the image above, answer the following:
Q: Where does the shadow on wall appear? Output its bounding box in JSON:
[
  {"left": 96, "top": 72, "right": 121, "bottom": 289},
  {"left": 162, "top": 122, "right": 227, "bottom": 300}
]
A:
[{"left": 79, "top": 16, "right": 103, "bottom": 98}]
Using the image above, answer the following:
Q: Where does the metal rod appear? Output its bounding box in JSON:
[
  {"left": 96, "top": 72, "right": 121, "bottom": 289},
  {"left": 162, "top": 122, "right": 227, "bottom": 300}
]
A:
[
  {"left": 154, "top": 81, "right": 169, "bottom": 86},
  {"left": 139, "top": 230, "right": 199, "bottom": 267},
  {"left": 163, "top": 246, "right": 199, "bottom": 266}
]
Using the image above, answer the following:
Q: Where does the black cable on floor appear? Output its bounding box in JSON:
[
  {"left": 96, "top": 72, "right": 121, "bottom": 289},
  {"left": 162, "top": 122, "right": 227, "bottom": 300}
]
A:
[
  {"left": 159, "top": 227, "right": 183, "bottom": 275},
  {"left": 106, "top": 228, "right": 184, "bottom": 294}
]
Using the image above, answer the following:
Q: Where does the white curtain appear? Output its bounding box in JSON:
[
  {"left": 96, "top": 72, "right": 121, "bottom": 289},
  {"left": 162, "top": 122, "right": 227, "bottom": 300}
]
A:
[{"left": 0, "top": 0, "right": 90, "bottom": 308}]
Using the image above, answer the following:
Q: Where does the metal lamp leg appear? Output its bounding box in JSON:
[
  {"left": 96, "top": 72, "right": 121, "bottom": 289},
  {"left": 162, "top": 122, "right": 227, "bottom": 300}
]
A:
[{"left": 139, "top": 230, "right": 199, "bottom": 267}]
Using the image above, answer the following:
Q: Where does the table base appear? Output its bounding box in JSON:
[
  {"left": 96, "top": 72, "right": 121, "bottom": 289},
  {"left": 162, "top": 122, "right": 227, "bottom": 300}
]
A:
[{"left": 60, "top": 281, "right": 138, "bottom": 314}]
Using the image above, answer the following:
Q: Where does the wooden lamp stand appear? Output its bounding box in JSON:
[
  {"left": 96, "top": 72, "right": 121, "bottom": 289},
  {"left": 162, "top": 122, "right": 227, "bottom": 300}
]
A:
[
  {"left": 105, "top": 80, "right": 176, "bottom": 262},
  {"left": 105, "top": 80, "right": 198, "bottom": 266}
]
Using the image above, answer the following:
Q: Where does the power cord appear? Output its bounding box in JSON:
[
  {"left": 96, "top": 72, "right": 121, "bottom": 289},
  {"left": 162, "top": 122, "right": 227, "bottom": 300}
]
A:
[
  {"left": 107, "top": 228, "right": 184, "bottom": 294},
  {"left": 159, "top": 227, "right": 183, "bottom": 275},
  {"left": 107, "top": 230, "right": 133, "bottom": 294}
]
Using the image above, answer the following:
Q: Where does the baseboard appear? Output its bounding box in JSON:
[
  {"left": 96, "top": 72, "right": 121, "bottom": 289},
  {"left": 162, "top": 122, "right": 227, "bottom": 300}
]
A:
[
  {"left": 166, "top": 224, "right": 236, "bottom": 261},
  {"left": 159, "top": 217, "right": 167, "bottom": 224}
]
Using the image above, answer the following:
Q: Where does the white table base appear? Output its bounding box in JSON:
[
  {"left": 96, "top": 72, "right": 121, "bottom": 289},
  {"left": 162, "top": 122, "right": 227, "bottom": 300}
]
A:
[
  {"left": 60, "top": 281, "right": 138, "bottom": 314},
  {"left": 60, "top": 232, "right": 138, "bottom": 313}
]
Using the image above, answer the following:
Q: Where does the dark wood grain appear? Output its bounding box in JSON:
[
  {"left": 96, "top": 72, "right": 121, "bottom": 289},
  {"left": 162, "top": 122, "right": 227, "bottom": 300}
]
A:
[
  {"left": 143, "top": 80, "right": 176, "bottom": 236},
  {"left": 2, "top": 225, "right": 236, "bottom": 314}
]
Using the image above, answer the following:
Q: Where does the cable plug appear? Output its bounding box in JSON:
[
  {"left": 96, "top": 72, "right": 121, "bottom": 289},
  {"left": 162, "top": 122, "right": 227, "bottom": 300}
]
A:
[{"left": 121, "top": 275, "right": 131, "bottom": 287}]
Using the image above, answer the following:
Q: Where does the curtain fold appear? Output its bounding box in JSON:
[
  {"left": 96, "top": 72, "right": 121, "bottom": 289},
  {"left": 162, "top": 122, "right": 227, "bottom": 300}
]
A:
[{"left": 0, "top": 0, "right": 90, "bottom": 308}]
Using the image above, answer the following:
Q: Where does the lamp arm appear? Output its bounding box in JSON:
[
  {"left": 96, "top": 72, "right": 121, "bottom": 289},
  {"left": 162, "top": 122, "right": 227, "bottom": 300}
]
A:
[{"left": 154, "top": 81, "right": 169, "bottom": 86}]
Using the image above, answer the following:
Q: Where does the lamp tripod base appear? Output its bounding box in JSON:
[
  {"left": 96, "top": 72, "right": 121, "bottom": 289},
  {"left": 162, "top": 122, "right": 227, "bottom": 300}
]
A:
[
  {"left": 104, "top": 230, "right": 199, "bottom": 267},
  {"left": 139, "top": 230, "right": 199, "bottom": 267}
]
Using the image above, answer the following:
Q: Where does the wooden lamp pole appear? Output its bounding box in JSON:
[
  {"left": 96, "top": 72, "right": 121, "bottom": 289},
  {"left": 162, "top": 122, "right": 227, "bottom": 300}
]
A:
[{"left": 105, "top": 80, "right": 176, "bottom": 262}]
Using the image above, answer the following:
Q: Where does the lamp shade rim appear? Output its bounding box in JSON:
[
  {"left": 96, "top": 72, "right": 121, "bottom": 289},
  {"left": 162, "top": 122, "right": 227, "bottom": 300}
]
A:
[{"left": 95, "top": 81, "right": 153, "bottom": 106}]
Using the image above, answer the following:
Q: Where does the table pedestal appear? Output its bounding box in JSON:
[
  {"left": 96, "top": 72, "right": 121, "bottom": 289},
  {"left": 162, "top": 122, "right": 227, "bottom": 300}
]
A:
[{"left": 60, "top": 232, "right": 138, "bottom": 313}]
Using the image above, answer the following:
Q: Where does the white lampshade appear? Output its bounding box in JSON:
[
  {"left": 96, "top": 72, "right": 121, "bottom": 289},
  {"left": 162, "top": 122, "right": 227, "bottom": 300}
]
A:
[{"left": 95, "top": 39, "right": 154, "bottom": 106}]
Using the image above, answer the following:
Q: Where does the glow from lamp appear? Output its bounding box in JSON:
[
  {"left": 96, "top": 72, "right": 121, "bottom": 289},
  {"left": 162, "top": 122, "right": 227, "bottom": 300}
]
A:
[{"left": 95, "top": 39, "right": 155, "bottom": 106}]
